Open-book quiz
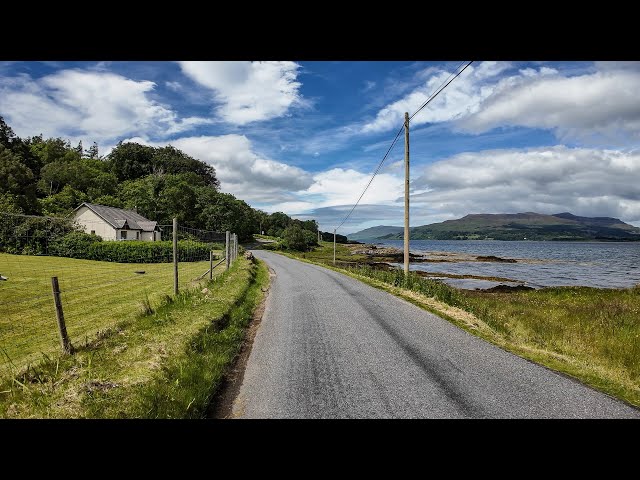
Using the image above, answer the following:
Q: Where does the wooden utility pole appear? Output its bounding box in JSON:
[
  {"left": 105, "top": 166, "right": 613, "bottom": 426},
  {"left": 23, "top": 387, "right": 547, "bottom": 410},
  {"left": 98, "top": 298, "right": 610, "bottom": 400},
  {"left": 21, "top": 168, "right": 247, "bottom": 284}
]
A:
[
  {"left": 51, "top": 276, "right": 72, "bottom": 354},
  {"left": 318, "top": 230, "right": 321, "bottom": 243},
  {"left": 404, "top": 112, "right": 410, "bottom": 276},
  {"left": 225, "top": 231, "right": 230, "bottom": 270},
  {"left": 333, "top": 229, "right": 336, "bottom": 265},
  {"left": 173, "top": 217, "right": 178, "bottom": 295}
]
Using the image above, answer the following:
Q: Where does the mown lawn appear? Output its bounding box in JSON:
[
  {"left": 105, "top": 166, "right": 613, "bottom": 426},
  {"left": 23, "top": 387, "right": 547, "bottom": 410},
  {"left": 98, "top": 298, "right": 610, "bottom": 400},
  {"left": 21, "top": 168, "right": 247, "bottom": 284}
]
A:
[
  {"left": 0, "top": 252, "right": 222, "bottom": 372},
  {"left": 0, "top": 256, "right": 268, "bottom": 418}
]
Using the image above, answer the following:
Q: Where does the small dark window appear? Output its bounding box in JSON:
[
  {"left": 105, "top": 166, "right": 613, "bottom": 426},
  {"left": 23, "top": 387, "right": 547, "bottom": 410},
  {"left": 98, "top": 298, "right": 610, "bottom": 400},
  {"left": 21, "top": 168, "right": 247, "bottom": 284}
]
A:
[
  {"left": 136, "top": 232, "right": 140, "bottom": 240},
  {"left": 120, "top": 230, "right": 127, "bottom": 240},
  {"left": 90, "top": 230, "right": 95, "bottom": 235}
]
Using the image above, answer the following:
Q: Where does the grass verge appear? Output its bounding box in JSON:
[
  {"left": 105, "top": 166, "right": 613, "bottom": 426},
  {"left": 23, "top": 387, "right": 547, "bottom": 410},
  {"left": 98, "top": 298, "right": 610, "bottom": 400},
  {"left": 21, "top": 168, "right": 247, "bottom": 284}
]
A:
[
  {"left": 0, "top": 256, "right": 269, "bottom": 418},
  {"left": 275, "top": 242, "right": 640, "bottom": 407}
]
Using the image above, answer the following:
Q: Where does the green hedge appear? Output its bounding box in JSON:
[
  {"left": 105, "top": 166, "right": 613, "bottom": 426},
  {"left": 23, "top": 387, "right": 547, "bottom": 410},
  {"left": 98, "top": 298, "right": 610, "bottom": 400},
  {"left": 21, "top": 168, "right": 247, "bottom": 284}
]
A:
[
  {"left": 48, "top": 232, "right": 219, "bottom": 263},
  {"left": 86, "top": 240, "right": 218, "bottom": 263},
  {"left": 49, "top": 231, "right": 103, "bottom": 258}
]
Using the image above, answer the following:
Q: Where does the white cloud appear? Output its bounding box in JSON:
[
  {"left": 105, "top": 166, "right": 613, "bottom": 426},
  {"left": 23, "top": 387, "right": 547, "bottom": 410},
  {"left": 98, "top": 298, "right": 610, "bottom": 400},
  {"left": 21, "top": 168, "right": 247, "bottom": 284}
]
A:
[
  {"left": 0, "top": 70, "right": 211, "bottom": 144},
  {"left": 361, "top": 61, "right": 516, "bottom": 134},
  {"left": 122, "top": 134, "right": 314, "bottom": 205},
  {"left": 413, "top": 146, "right": 640, "bottom": 224},
  {"left": 178, "top": 61, "right": 308, "bottom": 125},
  {"left": 363, "top": 80, "right": 376, "bottom": 92},
  {"left": 300, "top": 168, "right": 404, "bottom": 209},
  {"left": 459, "top": 67, "right": 640, "bottom": 143},
  {"left": 117, "top": 133, "right": 406, "bottom": 226},
  {"left": 363, "top": 61, "right": 640, "bottom": 145}
]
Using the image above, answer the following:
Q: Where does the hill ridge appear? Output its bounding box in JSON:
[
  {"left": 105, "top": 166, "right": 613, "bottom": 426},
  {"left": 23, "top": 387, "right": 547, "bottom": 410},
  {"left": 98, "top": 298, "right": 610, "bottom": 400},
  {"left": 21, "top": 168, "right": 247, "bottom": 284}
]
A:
[{"left": 347, "top": 212, "right": 640, "bottom": 241}]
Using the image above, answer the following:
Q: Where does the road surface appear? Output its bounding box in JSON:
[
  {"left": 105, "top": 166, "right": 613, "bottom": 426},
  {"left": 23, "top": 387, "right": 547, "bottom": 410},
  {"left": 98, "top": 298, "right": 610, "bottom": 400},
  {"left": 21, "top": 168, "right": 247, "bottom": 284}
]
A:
[{"left": 232, "top": 250, "right": 639, "bottom": 418}]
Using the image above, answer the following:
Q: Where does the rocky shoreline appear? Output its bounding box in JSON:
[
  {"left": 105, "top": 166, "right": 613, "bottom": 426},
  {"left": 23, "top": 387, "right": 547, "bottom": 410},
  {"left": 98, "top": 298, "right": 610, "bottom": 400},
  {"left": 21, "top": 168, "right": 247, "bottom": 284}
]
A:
[{"left": 345, "top": 244, "right": 533, "bottom": 291}]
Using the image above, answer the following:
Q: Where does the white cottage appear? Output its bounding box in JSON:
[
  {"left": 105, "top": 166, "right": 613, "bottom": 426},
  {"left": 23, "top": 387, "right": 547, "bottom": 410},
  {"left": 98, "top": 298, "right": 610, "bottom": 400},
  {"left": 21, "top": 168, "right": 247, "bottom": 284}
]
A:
[{"left": 73, "top": 203, "right": 162, "bottom": 241}]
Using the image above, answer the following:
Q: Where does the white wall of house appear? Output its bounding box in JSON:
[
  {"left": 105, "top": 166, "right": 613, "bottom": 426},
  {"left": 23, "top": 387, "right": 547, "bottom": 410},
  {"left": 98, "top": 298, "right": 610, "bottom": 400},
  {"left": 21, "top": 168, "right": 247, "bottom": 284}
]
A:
[
  {"left": 140, "top": 231, "right": 161, "bottom": 241},
  {"left": 73, "top": 205, "right": 161, "bottom": 241},
  {"left": 74, "top": 206, "right": 117, "bottom": 240},
  {"left": 116, "top": 229, "right": 143, "bottom": 241}
]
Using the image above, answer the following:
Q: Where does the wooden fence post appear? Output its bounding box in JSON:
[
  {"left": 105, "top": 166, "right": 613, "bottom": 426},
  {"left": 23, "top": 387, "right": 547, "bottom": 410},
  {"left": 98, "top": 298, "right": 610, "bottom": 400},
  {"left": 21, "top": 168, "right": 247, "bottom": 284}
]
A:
[
  {"left": 225, "top": 231, "right": 230, "bottom": 270},
  {"left": 50, "top": 276, "right": 73, "bottom": 354},
  {"left": 209, "top": 250, "right": 213, "bottom": 280},
  {"left": 173, "top": 217, "right": 178, "bottom": 295},
  {"left": 234, "top": 233, "right": 238, "bottom": 261}
]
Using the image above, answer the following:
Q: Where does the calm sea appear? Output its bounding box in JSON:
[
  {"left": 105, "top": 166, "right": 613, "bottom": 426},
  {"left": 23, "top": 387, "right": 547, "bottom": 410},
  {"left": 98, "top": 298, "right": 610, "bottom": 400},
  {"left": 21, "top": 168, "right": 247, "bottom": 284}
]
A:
[{"left": 376, "top": 239, "right": 640, "bottom": 289}]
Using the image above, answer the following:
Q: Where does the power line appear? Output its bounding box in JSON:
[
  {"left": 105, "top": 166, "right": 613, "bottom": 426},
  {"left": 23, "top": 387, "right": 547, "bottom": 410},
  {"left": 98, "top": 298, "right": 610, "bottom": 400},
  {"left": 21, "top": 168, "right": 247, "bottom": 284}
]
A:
[
  {"left": 335, "top": 124, "right": 404, "bottom": 231},
  {"left": 409, "top": 60, "right": 473, "bottom": 121},
  {"left": 334, "top": 60, "right": 473, "bottom": 232}
]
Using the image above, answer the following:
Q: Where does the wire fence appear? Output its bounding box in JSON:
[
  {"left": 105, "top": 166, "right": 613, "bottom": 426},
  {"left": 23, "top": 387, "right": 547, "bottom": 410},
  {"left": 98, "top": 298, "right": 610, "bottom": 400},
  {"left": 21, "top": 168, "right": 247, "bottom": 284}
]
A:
[{"left": 0, "top": 212, "right": 240, "bottom": 375}]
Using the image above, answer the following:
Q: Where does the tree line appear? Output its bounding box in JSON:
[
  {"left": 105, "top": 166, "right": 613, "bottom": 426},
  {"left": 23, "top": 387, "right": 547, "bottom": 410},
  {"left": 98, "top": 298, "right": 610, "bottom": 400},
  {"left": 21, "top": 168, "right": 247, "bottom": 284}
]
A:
[{"left": 0, "top": 116, "right": 322, "bottom": 243}]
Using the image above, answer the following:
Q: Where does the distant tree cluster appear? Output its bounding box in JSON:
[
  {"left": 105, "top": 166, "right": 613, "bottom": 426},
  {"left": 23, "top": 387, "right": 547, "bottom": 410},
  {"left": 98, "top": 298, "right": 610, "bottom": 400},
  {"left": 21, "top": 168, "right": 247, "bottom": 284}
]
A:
[{"left": 0, "top": 116, "right": 320, "bottom": 242}]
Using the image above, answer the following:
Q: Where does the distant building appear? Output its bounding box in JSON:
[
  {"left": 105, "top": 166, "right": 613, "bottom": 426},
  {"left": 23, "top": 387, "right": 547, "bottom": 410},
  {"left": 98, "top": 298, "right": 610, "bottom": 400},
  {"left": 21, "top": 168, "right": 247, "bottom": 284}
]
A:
[{"left": 73, "top": 203, "right": 162, "bottom": 241}]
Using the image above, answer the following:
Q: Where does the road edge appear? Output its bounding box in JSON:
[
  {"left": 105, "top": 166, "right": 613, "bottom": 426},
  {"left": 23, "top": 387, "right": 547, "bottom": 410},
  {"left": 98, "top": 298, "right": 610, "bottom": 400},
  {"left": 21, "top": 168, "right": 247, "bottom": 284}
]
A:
[{"left": 208, "top": 259, "right": 274, "bottom": 419}]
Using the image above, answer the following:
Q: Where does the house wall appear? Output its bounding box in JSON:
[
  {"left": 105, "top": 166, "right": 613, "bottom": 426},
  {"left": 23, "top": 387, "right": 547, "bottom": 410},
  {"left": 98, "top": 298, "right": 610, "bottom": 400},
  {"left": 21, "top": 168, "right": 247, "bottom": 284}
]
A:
[
  {"left": 116, "top": 229, "right": 144, "bottom": 241},
  {"left": 140, "top": 231, "right": 161, "bottom": 241},
  {"left": 73, "top": 205, "right": 161, "bottom": 242},
  {"left": 73, "top": 206, "right": 116, "bottom": 240}
]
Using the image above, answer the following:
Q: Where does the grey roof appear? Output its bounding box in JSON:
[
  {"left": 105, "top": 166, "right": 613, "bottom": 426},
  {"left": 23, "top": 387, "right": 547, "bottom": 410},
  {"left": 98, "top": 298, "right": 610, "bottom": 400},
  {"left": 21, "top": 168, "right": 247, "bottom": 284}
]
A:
[{"left": 74, "top": 203, "right": 159, "bottom": 232}]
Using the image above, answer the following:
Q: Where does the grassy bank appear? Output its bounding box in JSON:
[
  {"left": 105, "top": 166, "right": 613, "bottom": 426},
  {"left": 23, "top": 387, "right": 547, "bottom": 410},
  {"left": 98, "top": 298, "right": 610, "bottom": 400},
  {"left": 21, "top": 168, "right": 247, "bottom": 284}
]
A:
[
  {"left": 0, "top": 252, "right": 222, "bottom": 370},
  {"left": 278, "top": 242, "right": 640, "bottom": 407},
  {"left": 0, "top": 256, "right": 269, "bottom": 418}
]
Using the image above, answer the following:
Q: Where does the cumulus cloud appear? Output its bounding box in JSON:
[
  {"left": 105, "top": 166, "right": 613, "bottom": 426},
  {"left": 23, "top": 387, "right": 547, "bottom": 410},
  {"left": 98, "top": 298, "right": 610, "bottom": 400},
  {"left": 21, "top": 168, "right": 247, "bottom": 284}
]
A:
[
  {"left": 178, "top": 61, "right": 308, "bottom": 125},
  {"left": 123, "top": 134, "right": 314, "bottom": 205},
  {"left": 413, "top": 146, "right": 640, "bottom": 224},
  {"left": 361, "top": 61, "right": 515, "bottom": 134},
  {"left": 363, "top": 61, "right": 640, "bottom": 145},
  {"left": 299, "top": 168, "right": 404, "bottom": 209},
  {"left": 0, "top": 70, "right": 211, "bottom": 144},
  {"left": 459, "top": 67, "right": 640, "bottom": 143}
]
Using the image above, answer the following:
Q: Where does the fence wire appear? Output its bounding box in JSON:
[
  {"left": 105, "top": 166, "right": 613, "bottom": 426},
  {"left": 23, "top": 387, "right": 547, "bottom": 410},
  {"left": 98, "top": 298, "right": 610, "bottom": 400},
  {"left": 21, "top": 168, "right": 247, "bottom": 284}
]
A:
[{"left": 0, "top": 212, "right": 238, "bottom": 374}]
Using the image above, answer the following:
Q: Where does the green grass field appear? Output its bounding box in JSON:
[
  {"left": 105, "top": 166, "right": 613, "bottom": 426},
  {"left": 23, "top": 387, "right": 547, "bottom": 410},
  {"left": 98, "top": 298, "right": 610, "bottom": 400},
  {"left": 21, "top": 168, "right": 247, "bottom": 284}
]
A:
[
  {"left": 0, "top": 256, "right": 268, "bottom": 418},
  {"left": 0, "top": 252, "right": 223, "bottom": 372}
]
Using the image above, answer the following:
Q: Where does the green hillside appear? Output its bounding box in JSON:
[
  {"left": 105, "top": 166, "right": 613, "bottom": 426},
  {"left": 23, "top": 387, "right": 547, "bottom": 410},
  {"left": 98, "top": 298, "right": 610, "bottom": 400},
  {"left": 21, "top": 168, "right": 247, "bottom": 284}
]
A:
[
  {"left": 369, "top": 212, "right": 640, "bottom": 241},
  {"left": 347, "top": 225, "right": 403, "bottom": 241}
]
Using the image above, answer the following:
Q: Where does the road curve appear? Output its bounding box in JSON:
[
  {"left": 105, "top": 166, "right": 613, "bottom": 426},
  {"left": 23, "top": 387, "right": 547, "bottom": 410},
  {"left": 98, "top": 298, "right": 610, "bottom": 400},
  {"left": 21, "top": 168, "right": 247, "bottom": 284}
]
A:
[{"left": 232, "top": 250, "right": 639, "bottom": 419}]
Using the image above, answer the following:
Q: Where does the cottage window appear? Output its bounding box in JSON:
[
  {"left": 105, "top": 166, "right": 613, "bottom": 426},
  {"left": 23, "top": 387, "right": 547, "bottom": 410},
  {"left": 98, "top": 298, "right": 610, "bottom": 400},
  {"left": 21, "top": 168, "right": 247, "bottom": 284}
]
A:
[
  {"left": 136, "top": 232, "right": 140, "bottom": 240},
  {"left": 90, "top": 230, "right": 95, "bottom": 235},
  {"left": 121, "top": 231, "right": 127, "bottom": 240}
]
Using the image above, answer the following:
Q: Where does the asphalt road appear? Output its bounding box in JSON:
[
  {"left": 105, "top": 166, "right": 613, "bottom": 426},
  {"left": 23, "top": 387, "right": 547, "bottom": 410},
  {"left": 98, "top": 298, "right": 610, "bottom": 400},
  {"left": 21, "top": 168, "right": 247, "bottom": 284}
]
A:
[{"left": 232, "top": 250, "right": 640, "bottom": 419}]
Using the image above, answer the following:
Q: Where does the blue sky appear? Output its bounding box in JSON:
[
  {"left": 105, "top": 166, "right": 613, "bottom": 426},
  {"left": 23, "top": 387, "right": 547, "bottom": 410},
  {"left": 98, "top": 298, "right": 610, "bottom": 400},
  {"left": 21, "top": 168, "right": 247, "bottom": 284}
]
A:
[{"left": 1, "top": 60, "right": 639, "bottom": 232}]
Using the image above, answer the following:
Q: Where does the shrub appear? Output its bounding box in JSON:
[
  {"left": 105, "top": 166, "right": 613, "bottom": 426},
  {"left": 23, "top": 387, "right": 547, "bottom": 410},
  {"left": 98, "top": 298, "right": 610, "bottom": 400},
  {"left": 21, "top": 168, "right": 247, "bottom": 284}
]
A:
[
  {"left": 0, "top": 214, "right": 74, "bottom": 255},
  {"left": 302, "top": 229, "right": 318, "bottom": 247},
  {"left": 49, "top": 231, "right": 102, "bottom": 259},
  {"left": 281, "top": 225, "right": 309, "bottom": 251},
  {"left": 84, "top": 240, "right": 213, "bottom": 263}
]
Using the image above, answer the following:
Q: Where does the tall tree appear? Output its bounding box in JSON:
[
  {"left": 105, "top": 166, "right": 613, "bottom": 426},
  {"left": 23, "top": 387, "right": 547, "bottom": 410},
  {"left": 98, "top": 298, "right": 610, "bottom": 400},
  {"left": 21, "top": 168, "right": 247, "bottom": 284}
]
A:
[
  {"left": 0, "top": 145, "right": 39, "bottom": 213},
  {"left": 106, "top": 141, "right": 156, "bottom": 182},
  {"left": 85, "top": 142, "right": 99, "bottom": 159}
]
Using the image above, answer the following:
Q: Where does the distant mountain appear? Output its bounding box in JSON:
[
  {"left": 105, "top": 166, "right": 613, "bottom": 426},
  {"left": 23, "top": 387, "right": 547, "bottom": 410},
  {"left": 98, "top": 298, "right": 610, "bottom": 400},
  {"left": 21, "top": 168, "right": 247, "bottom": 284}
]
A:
[
  {"left": 373, "top": 212, "right": 640, "bottom": 241},
  {"left": 347, "top": 225, "right": 403, "bottom": 241}
]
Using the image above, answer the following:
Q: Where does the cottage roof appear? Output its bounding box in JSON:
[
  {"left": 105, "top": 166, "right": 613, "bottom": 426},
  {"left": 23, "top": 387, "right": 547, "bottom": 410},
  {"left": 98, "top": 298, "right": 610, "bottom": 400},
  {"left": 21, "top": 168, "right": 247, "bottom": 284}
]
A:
[{"left": 74, "top": 203, "right": 159, "bottom": 232}]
